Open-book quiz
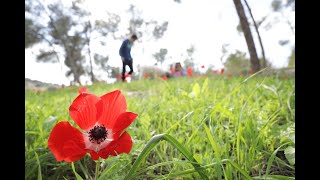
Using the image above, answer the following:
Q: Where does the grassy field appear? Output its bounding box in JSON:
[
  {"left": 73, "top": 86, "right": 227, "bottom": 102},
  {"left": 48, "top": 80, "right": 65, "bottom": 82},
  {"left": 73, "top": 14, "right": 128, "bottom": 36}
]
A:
[{"left": 25, "top": 74, "right": 295, "bottom": 180}]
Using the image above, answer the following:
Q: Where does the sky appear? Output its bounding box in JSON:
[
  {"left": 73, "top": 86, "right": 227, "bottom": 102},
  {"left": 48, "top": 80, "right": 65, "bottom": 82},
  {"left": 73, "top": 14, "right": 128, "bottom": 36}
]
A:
[{"left": 25, "top": 0, "right": 295, "bottom": 85}]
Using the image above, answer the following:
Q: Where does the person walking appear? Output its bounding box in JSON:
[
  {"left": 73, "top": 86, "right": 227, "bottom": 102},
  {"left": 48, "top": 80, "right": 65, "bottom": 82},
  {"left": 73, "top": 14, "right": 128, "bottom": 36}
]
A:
[{"left": 119, "top": 34, "right": 138, "bottom": 82}]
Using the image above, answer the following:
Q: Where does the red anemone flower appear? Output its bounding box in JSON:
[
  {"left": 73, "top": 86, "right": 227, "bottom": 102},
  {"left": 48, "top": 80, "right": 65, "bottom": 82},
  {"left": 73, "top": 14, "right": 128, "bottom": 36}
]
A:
[
  {"left": 48, "top": 88, "right": 138, "bottom": 162},
  {"left": 161, "top": 75, "right": 167, "bottom": 80},
  {"left": 143, "top": 73, "right": 150, "bottom": 79},
  {"left": 221, "top": 68, "right": 225, "bottom": 75}
]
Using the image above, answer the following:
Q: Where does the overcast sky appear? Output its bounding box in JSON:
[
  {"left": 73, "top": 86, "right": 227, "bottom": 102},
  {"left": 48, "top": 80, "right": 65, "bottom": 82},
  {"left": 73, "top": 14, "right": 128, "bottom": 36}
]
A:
[{"left": 25, "top": 0, "right": 295, "bottom": 85}]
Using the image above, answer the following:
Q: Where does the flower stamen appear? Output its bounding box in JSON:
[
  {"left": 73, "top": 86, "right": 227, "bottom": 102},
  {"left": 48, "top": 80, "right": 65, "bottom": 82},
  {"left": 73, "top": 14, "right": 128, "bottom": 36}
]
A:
[{"left": 88, "top": 125, "right": 108, "bottom": 144}]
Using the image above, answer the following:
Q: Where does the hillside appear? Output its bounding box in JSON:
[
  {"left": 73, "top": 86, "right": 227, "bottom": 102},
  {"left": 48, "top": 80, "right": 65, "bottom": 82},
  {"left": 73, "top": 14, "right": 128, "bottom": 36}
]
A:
[{"left": 25, "top": 78, "right": 62, "bottom": 91}]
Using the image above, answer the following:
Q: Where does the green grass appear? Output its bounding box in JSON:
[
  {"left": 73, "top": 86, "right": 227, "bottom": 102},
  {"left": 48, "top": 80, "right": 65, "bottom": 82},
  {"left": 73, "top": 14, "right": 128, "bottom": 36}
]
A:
[{"left": 25, "top": 75, "right": 295, "bottom": 180}]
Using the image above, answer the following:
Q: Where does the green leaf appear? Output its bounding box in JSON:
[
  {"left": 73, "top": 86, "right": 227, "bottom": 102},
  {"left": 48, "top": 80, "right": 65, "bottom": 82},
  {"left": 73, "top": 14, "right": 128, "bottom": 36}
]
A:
[
  {"left": 201, "top": 78, "right": 209, "bottom": 93},
  {"left": 189, "top": 83, "right": 200, "bottom": 98},
  {"left": 284, "top": 146, "right": 295, "bottom": 166},
  {"left": 71, "top": 162, "right": 84, "bottom": 180}
]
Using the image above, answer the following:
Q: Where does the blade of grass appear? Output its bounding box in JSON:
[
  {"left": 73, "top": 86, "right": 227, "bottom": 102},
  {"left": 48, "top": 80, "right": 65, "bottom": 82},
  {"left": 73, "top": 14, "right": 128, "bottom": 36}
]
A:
[
  {"left": 155, "top": 159, "right": 252, "bottom": 180},
  {"left": 265, "top": 142, "right": 291, "bottom": 177},
  {"left": 71, "top": 162, "right": 84, "bottom": 180},
  {"left": 123, "top": 133, "right": 208, "bottom": 180},
  {"left": 34, "top": 151, "right": 42, "bottom": 180},
  {"left": 225, "top": 159, "right": 253, "bottom": 180},
  {"left": 166, "top": 111, "right": 194, "bottom": 133},
  {"left": 204, "top": 124, "right": 223, "bottom": 180}
]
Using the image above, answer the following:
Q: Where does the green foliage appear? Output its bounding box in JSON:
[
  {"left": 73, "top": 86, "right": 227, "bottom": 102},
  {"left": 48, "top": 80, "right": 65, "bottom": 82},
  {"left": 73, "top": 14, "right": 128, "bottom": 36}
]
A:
[
  {"left": 271, "top": 0, "right": 282, "bottom": 12},
  {"left": 25, "top": 18, "right": 41, "bottom": 48},
  {"left": 224, "top": 50, "right": 250, "bottom": 74},
  {"left": 25, "top": 76, "right": 295, "bottom": 179},
  {"left": 153, "top": 21, "right": 169, "bottom": 39},
  {"left": 153, "top": 48, "right": 168, "bottom": 65},
  {"left": 36, "top": 50, "right": 58, "bottom": 63},
  {"left": 184, "top": 45, "right": 196, "bottom": 68}
]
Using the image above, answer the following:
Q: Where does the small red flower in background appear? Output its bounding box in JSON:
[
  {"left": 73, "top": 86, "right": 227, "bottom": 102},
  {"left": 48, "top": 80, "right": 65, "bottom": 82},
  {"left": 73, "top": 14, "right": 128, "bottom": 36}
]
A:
[
  {"left": 220, "top": 68, "right": 225, "bottom": 75},
  {"left": 227, "top": 73, "right": 233, "bottom": 78},
  {"left": 143, "top": 73, "right": 150, "bottom": 79},
  {"left": 48, "top": 88, "right": 138, "bottom": 162},
  {"left": 161, "top": 75, "right": 167, "bottom": 80},
  {"left": 213, "top": 70, "right": 218, "bottom": 74},
  {"left": 201, "top": 65, "right": 205, "bottom": 68}
]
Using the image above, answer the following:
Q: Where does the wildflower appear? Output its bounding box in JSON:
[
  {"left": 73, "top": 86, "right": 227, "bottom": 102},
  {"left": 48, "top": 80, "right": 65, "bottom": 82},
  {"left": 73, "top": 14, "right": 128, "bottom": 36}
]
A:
[
  {"left": 221, "top": 68, "right": 225, "bottom": 75},
  {"left": 161, "top": 75, "right": 168, "bottom": 80},
  {"left": 143, "top": 73, "right": 150, "bottom": 79},
  {"left": 48, "top": 88, "right": 138, "bottom": 162}
]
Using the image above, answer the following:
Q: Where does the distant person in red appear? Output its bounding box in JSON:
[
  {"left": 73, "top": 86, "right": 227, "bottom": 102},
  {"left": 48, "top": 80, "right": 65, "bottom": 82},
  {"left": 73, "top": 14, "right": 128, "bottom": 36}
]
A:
[
  {"left": 119, "top": 34, "right": 138, "bottom": 82},
  {"left": 187, "top": 67, "right": 193, "bottom": 76},
  {"left": 169, "top": 64, "right": 175, "bottom": 74}
]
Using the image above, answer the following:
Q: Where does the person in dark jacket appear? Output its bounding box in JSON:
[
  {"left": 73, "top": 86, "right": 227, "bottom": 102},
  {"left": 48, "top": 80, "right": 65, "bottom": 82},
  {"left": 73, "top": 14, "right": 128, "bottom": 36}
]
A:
[{"left": 119, "top": 34, "right": 138, "bottom": 82}]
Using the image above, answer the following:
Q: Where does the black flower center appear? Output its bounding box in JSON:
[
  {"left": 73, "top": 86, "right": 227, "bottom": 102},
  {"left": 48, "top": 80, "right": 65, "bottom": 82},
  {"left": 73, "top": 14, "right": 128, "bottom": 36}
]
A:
[{"left": 88, "top": 125, "right": 108, "bottom": 144}]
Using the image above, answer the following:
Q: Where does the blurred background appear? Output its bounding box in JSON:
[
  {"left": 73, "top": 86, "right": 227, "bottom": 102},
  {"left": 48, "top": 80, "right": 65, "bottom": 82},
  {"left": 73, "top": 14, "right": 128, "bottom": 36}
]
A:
[{"left": 25, "top": 0, "right": 295, "bottom": 87}]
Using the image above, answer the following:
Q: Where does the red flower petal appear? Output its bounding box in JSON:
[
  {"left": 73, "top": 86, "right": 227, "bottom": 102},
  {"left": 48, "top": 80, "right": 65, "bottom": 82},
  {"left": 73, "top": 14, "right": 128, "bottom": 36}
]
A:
[
  {"left": 98, "top": 131, "right": 133, "bottom": 159},
  {"left": 78, "top": 87, "right": 89, "bottom": 94},
  {"left": 87, "top": 149, "right": 100, "bottom": 161},
  {"left": 69, "top": 93, "right": 100, "bottom": 131},
  {"left": 48, "top": 121, "right": 86, "bottom": 162},
  {"left": 97, "top": 90, "right": 127, "bottom": 128},
  {"left": 62, "top": 140, "right": 87, "bottom": 162},
  {"left": 112, "top": 112, "right": 138, "bottom": 139}
]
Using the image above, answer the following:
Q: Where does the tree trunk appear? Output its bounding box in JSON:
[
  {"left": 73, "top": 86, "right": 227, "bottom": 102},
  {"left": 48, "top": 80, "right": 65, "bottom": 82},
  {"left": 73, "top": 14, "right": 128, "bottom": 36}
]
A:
[
  {"left": 86, "top": 34, "right": 96, "bottom": 83},
  {"left": 233, "top": 0, "right": 260, "bottom": 72},
  {"left": 243, "top": 0, "right": 267, "bottom": 68}
]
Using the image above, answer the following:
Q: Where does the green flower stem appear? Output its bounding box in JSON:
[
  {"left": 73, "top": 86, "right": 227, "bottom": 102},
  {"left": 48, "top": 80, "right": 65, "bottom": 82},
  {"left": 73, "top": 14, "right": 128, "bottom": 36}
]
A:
[{"left": 95, "top": 159, "right": 100, "bottom": 180}]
